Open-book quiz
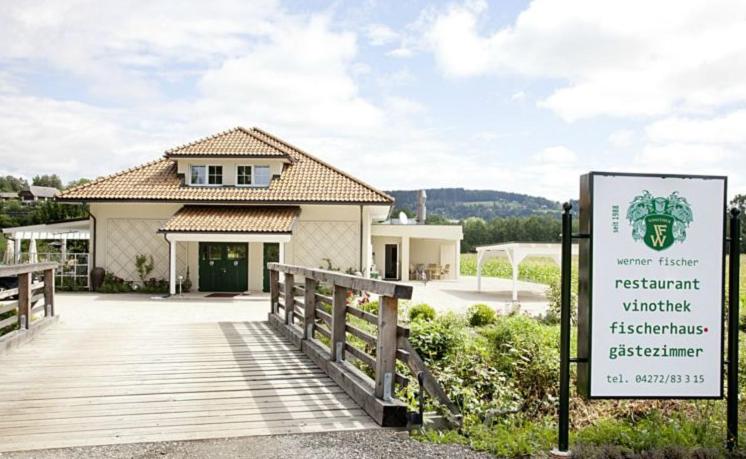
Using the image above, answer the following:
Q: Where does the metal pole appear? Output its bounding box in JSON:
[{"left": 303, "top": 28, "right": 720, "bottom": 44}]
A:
[
  {"left": 727, "top": 207, "right": 740, "bottom": 451},
  {"left": 557, "top": 202, "right": 573, "bottom": 453}
]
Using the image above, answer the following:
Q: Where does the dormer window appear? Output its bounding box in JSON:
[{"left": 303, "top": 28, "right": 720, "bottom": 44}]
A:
[
  {"left": 190, "top": 165, "right": 222, "bottom": 186},
  {"left": 236, "top": 165, "right": 272, "bottom": 187},
  {"left": 254, "top": 166, "right": 271, "bottom": 186},
  {"left": 237, "top": 166, "right": 252, "bottom": 186},
  {"left": 208, "top": 166, "right": 223, "bottom": 185}
]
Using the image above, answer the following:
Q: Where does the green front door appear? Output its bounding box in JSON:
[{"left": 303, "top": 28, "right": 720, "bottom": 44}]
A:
[
  {"left": 262, "top": 242, "right": 280, "bottom": 292},
  {"left": 199, "top": 242, "right": 248, "bottom": 292}
]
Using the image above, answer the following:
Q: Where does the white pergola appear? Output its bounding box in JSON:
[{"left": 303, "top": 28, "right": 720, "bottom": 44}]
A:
[
  {"left": 2, "top": 219, "right": 90, "bottom": 264},
  {"left": 475, "top": 242, "right": 579, "bottom": 301}
]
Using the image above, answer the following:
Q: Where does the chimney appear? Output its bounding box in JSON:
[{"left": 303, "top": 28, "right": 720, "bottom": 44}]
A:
[{"left": 416, "top": 190, "right": 427, "bottom": 224}]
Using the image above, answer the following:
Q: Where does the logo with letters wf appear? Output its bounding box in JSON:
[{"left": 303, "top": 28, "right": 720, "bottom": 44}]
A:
[{"left": 626, "top": 191, "right": 693, "bottom": 251}]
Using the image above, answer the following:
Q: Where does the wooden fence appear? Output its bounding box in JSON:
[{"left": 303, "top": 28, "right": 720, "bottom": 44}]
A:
[
  {"left": 267, "top": 263, "right": 461, "bottom": 427},
  {"left": 0, "top": 262, "right": 58, "bottom": 346}
]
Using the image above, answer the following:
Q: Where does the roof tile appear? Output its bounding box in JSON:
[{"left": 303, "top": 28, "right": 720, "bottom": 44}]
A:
[
  {"left": 58, "top": 127, "right": 392, "bottom": 204},
  {"left": 160, "top": 206, "right": 299, "bottom": 233}
]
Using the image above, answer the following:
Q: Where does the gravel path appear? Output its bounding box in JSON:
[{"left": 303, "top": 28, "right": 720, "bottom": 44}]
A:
[{"left": 0, "top": 430, "right": 491, "bottom": 459}]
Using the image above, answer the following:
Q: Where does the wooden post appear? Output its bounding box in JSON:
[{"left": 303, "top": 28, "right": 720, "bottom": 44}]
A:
[
  {"left": 269, "top": 269, "right": 279, "bottom": 315},
  {"left": 17, "top": 272, "right": 31, "bottom": 329},
  {"left": 330, "top": 284, "right": 347, "bottom": 362},
  {"left": 304, "top": 277, "right": 318, "bottom": 339},
  {"left": 375, "top": 295, "right": 398, "bottom": 400},
  {"left": 284, "top": 273, "right": 294, "bottom": 325},
  {"left": 43, "top": 268, "right": 55, "bottom": 317}
]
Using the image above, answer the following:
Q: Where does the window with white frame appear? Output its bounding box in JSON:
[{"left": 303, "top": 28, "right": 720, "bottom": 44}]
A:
[
  {"left": 208, "top": 165, "right": 222, "bottom": 185},
  {"left": 190, "top": 165, "right": 206, "bottom": 185},
  {"left": 254, "top": 166, "right": 271, "bottom": 186},
  {"left": 190, "top": 165, "right": 223, "bottom": 185},
  {"left": 236, "top": 166, "right": 252, "bottom": 186}
]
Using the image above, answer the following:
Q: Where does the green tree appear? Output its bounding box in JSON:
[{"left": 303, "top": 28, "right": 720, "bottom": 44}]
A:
[
  {"left": 32, "top": 174, "right": 63, "bottom": 189},
  {"left": 0, "top": 175, "right": 28, "bottom": 192},
  {"left": 66, "top": 178, "right": 91, "bottom": 189},
  {"left": 425, "top": 214, "right": 451, "bottom": 225},
  {"left": 729, "top": 194, "right": 746, "bottom": 253}
]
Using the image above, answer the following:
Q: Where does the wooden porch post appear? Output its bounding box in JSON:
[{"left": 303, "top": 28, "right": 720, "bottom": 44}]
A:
[
  {"left": 43, "top": 268, "right": 55, "bottom": 317},
  {"left": 284, "top": 273, "right": 294, "bottom": 325},
  {"left": 17, "top": 272, "right": 31, "bottom": 329},
  {"left": 330, "top": 284, "right": 346, "bottom": 362},
  {"left": 303, "top": 277, "right": 318, "bottom": 339},
  {"left": 375, "top": 295, "right": 398, "bottom": 400},
  {"left": 269, "top": 269, "right": 279, "bottom": 315}
]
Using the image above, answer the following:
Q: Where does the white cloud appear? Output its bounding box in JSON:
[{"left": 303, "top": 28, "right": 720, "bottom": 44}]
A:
[
  {"left": 387, "top": 47, "right": 414, "bottom": 58},
  {"left": 366, "top": 24, "right": 399, "bottom": 46},
  {"left": 534, "top": 145, "right": 577, "bottom": 164},
  {"left": 510, "top": 91, "right": 526, "bottom": 102},
  {"left": 647, "top": 110, "right": 746, "bottom": 145},
  {"left": 608, "top": 129, "right": 635, "bottom": 148},
  {"left": 422, "top": 0, "right": 746, "bottom": 121}
]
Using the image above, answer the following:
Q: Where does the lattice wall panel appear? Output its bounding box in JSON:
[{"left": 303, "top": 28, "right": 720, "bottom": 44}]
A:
[
  {"left": 106, "top": 219, "right": 187, "bottom": 282},
  {"left": 292, "top": 221, "right": 359, "bottom": 272}
]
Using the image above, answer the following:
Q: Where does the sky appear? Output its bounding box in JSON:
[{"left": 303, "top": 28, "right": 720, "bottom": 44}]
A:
[{"left": 0, "top": 0, "right": 745, "bottom": 201}]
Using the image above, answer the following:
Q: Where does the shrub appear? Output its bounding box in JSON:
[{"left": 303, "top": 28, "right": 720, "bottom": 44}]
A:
[
  {"left": 408, "top": 312, "right": 467, "bottom": 363},
  {"left": 409, "top": 303, "right": 436, "bottom": 322},
  {"left": 479, "top": 315, "right": 560, "bottom": 415},
  {"left": 466, "top": 303, "right": 496, "bottom": 327},
  {"left": 97, "top": 273, "right": 133, "bottom": 293},
  {"left": 134, "top": 254, "right": 155, "bottom": 285}
]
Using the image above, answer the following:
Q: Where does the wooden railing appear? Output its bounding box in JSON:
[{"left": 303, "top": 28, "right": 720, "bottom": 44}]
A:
[
  {"left": 0, "top": 263, "right": 58, "bottom": 344},
  {"left": 267, "top": 263, "right": 461, "bottom": 427}
]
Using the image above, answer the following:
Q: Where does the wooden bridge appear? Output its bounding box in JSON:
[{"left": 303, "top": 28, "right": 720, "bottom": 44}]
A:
[{"left": 0, "top": 263, "right": 458, "bottom": 453}]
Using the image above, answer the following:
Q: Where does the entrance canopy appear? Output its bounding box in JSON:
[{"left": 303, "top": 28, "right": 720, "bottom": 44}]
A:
[
  {"left": 158, "top": 206, "right": 300, "bottom": 295},
  {"left": 475, "top": 242, "right": 579, "bottom": 301}
]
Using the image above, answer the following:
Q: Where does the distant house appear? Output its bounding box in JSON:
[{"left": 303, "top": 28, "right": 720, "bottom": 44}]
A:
[
  {"left": 19, "top": 186, "right": 58, "bottom": 202},
  {"left": 57, "top": 127, "right": 462, "bottom": 294},
  {"left": 0, "top": 191, "right": 19, "bottom": 201}
]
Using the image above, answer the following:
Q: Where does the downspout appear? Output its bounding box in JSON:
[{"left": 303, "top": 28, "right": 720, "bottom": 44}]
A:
[
  {"left": 359, "top": 205, "right": 364, "bottom": 272},
  {"left": 83, "top": 205, "right": 98, "bottom": 271},
  {"left": 87, "top": 205, "right": 97, "bottom": 290}
]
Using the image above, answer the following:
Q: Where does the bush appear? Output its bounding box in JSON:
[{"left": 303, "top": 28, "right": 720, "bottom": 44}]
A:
[
  {"left": 466, "top": 303, "right": 496, "bottom": 327},
  {"left": 97, "top": 273, "right": 132, "bottom": 293},
  {"left": 409, "top": 303, "right": 436, "bottom": 322},
  {"left": 408, "top": 312, "right": 467, "bottom": 363},
  {"left": 479, "top": 315, "right": 560, "bottom": 415}
]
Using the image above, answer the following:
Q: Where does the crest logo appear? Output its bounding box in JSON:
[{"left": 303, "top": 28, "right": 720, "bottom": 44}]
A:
[{"left": 626, "top": 191, "right": 693, "bottom": 251}]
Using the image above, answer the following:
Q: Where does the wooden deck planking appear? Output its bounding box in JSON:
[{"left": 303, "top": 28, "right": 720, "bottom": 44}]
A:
[{"left": 0, "top": 321, "right": 378, "bottom": 452}]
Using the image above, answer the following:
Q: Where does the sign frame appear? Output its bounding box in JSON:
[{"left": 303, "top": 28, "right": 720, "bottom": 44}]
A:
[{"left": 577, "top": 171, "right": 728, "bottom": 400}]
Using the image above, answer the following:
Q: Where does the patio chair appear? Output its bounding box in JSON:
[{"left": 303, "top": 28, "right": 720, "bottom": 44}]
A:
[
  {"left": 440, "top": 264, "right": 450, "bottom": 278},
  {"left": 427, "top": 263, "right": 440, "bottom": 280}
]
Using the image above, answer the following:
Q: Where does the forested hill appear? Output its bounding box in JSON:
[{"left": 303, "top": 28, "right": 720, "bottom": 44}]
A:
[{"left": 386, "top": 188, "right": 562, "bottom": 220}]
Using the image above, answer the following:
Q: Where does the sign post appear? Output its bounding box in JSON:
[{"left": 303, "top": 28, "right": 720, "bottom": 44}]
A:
[
  {"left": 727, "top": 208, "right": 740, "bottom": 450},
  {"left": 555, "top": 171, "right": 740, "bottom": 454}
]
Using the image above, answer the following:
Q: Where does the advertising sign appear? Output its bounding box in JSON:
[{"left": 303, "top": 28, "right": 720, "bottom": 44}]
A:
[{"left": 578, "top": 172, "right": 726, "bottom": 398}]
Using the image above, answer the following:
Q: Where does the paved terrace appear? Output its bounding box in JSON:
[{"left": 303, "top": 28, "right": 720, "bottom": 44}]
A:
[{"left": 0, "top": 293, "right": 376, "bottom": 453}]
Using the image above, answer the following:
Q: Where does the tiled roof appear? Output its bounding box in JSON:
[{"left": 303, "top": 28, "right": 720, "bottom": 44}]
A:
[
  {"left": 165, "top": 127, "right": 290, "bottom": 158},
  {"left": 160, "top": 206, "right": 299, "bottom": 233},
  {"left": 58, "top": 127, "right": 393, "bottom": 204}
]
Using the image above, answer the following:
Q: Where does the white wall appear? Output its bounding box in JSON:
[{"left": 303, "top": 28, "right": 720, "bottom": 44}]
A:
[
  {"left": 90, "top": 202, "right": 183, "bottom": 282},
  {"left": 284, "top": 205, "right": 362, "bottom": 272},
  {"left": 176, "top": 158, "right": 286, "bottom": 186}
]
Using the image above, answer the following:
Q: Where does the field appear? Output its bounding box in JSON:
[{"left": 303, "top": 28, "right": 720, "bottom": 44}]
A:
[{"left": 460, "top": 253, "right": 560, "bottom": 286}]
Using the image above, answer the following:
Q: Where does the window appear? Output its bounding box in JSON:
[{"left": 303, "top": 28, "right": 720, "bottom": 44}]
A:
[
  {"left": 190, "top": 165, "right": 206, "bottom": 185},
  {"left": 237, "top": 166, "right": 252, "bottom": 186},
  {"left": 208, "top": 165, "right": 222, "bottom": 185},
  {"left": 190, "top": 165, "right": 222, "bottom": 185},
  {"left": 254, "top": 166, "right": 271, "bottom": 187}
]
